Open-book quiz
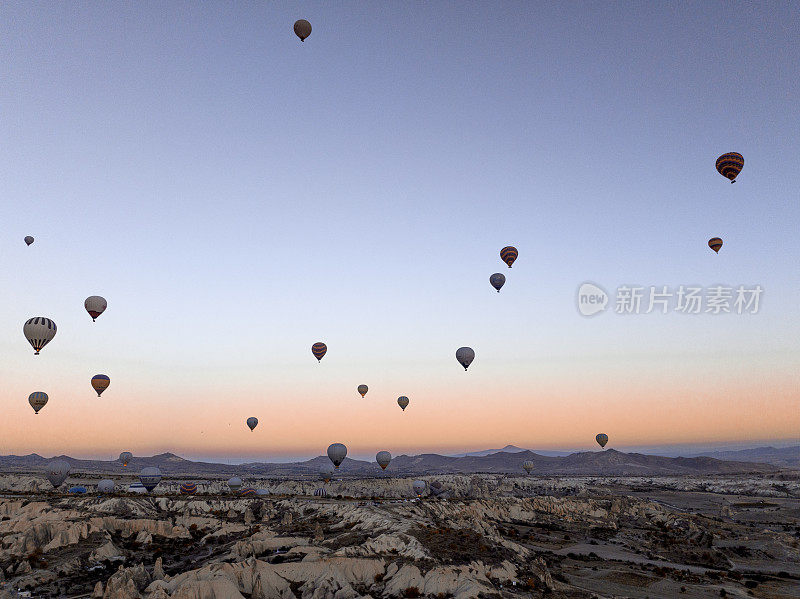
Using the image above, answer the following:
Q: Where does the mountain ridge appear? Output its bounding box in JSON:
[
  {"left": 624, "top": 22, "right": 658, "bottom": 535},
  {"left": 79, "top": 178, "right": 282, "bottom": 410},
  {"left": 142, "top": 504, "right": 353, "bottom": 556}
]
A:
[{"left": 0, "top": 448, "right": 783, "bottom": 477}]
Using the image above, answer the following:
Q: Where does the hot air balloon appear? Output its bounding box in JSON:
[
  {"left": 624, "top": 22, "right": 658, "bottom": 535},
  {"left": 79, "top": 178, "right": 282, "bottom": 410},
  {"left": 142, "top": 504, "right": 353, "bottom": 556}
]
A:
[
  {"left": 228, "top": 477, "right": 243, "bottom": 493},
  {"left": 294, "top": 19, "right": 312, "bottom": 41},
  {"left": 319, "top": 464, "right": 334, "bottom": 482},
  {"left": 180, "top": 482, "right": 197, "bottom": 495},
  {"left": 28, "top": 391, "right": 48, "bottom": 414},
  {"left": 522, "top": 461, "right": 534, "bottom": 474},
  {"left": 24, "top": 317, "right": 56, "bottom": 355},
  {"left": 312, "top": 342, "right": 327, "bottom": 362},
  {"left": 456, "top": 347, "right": 475, "bottom": 371},
  {"left": 357, "top": 384, "right": 368, "bottom": 398},
  {"left": 314, "top": 487, "right": 328, "bottom": 497},
  {"left": 596, "top": 433, "right": 608, "bottom": 449},
  {"left": 708, "top": 237, "right": 723, "bottom": 253},
  {"left": 500, "top": 246, "right": 518, "bottom": 268},
  {"left": 119, "top": 452, "right": 132, "bottom": 467},
  {"left": 139, "top": 467, "right": 162, "bottom": 492},
  {"left": 397, "top": 396, "right": 409, "bottom": 411},
  {"left": 716, "top": 152, "right": 744, "bottom": 183},
  {"left": 68, "top": 486, "right": 87, "bottom": 494},
  {"left": 97, "top": 479, "right": 115, "bottom": 494},
  {"left": 240, "top": 487, "right": 256, "bottom": 497},
  {"left": 256, "top": 488, "right": 270, "bottom": 496},
  {"left": 490, "top": 273, "right": 505, "bottom": 292},
  {"left": 376, "top": 451, "right": 391, "bottom": 470},
  {"left": 327, "top": 443, "right": 347, "bottom": 469},
  {"left": 84, "top": 296, "right": 107, "bottom": 322},
  {"left": 46, "top": 460, "right": 71, "bottom": 489},
  {"left": 24, "top": 236, "right": 34, "bottom": 246},
  {"left": 412, "top": 480, "right": 426, "bottom": 497},
  {"left": 430, "top": 480, "right": 444, "bottom": 497},
  {"left": 91, "top": 374, "right": 110, "bottom": 397},
  {"left": 247, "top": 417, "right": 258, "bottom": 431}
]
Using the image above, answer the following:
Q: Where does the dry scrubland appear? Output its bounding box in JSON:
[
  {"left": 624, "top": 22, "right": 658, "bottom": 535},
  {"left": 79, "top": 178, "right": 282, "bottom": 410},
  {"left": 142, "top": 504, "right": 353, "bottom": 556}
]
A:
[{"left": 0, "top": 474, "right": 798, "bottom": 598}]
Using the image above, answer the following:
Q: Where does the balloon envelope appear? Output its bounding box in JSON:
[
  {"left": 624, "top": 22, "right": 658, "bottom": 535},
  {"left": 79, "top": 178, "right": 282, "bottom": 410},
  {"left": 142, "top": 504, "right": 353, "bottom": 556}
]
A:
[
  {"left": 312, "top": 342, "right": 327, "bottom": 362},
  {"left": 397, "top": 396, "right": 409, "bottom": 411},
  {"left": 596, "top": 433, "right": 609, "bottom": 448},
  {"left": 227, "top": 477, "right": 243, "bottom": 492},
  {"left": 46, "top": 460, "right": 71, "bottom": 489},
  {"left": 708, "top": 237, "right": 723, "bottom": 253},
  {"left": 119, "top": 452, "right": 132, "bottom": 467},
  {"left": 376, "top": 451, "right": 391, "bottom": 470},
  {"left": 715, "top": 152, "right": 744, "bottom": 183},
  {"left": 456, "top": 347, "right": 475, "bottom": 371},
  {"left": 319, "top": 464, "right": 334, "bottom": 482},
  {"left": 92, "top": 374, "right": 110, "bottom": 397},
  {"left": 500, "top": 246, "right": 518, "bottom": 268},
  {"left": 357, "top": 384, "right": 368, "bottom": 398},
  {"left": 139, "top": 467, "right": 162, "bottom": 492},
  {"left": 84, "top": 296, "right": 107, "bottom": 322},
  {"left": 293, "top": 19, "right": 312, "bottom": 41},
  {"left": 246, "top": 417, "right": 258, "bottom": 431},
  {"left": 490, "top": 273, "right": 505, "bottom": 292},
  {"left": 24, "top": 236, "right": 34, "bottom": 246},
  {"left": 28, "top": 391, "right": 48, "bottom": 414},
  {"left": 24, "top": 317, "right": 57, "bottom": 355},
  {"left": 97, "top": 479, "right": 115, "bottom": 494},
  {"left": 412, "top": 480, "right": 426, "bottom": 496},
  {"left": 522, "top": 461, "right": 534, "bottom": 474},
  {"left": 327, "top": 443, "right": 347, "bottom": 469},
  {"left": 180, "top": 482, "right": 197, "bottom": 495}
]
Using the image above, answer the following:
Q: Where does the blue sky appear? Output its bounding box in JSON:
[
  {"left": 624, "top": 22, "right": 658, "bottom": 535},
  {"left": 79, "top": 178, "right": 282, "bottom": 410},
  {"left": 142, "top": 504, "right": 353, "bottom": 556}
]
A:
[{"left": 1, "top": 2, "right": 798, "bottom": 459}]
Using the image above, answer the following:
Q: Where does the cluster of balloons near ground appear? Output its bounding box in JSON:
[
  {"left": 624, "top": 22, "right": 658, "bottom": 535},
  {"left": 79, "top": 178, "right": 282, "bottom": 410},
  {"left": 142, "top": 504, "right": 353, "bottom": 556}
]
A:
[{"left": 44, "top": 433, "right": 613, "bottom": 495}]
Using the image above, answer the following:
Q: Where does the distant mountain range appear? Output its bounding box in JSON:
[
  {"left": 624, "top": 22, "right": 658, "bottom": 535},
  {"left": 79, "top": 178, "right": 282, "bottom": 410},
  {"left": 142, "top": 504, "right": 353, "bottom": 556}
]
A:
[
  {"left": 452, "top": 444, "right": 572, "bottom": 458},
  {"left": 692, "top": 446, "right": 800, "bottom": 468},
  {"left": 0, "top": 447, "right": 783, "bottom": 478}
]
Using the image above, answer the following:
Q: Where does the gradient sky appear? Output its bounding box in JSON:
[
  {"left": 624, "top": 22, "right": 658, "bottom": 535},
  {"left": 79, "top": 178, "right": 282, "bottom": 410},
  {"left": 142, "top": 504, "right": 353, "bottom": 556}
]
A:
[{"left": 1, "top": 2, "right": 798, "bottom": 461}]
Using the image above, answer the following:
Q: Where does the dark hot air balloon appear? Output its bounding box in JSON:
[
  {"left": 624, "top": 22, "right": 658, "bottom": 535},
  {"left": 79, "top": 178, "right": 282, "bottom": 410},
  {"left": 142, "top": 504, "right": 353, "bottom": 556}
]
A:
[
  {"left": 708, "top": 237, "right": 723, "bottom": 253},
  {"left": 92, "top": 374, "right": 110, "bottom": 397},
  {"left": 716, "top": 152, "right": 744, "bottom": 183},
  {"left": 294, "top": 19, "right": 312, "bottom": 41},
  {"left": 312, "top": 342, "right": 327, "bottom": 362},
  {"left": 500, "top": 246, "right": 518, "bottom": 268},
  {"left": 490, "top": 273, "right": 505, "bottom": 292}
]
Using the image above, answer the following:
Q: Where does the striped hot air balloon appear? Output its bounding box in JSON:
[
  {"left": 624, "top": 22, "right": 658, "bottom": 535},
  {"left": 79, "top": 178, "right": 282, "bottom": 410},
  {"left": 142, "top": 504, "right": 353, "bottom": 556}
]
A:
[
  {"left": 596, "top": 433, "right": 609, "bottom": 449},
  {"left": 240, "top": 487, "right": 256, "bottom": 497},
  {"left": 28, "top": 391, "right": 49, "bottom": 414},
  {"left": 708, "top": 237, "right": 723, "bottom": 253},
  {"left": 314, "top": 488, "right": 328, "bottom": 497},
  {"left": 357, "top": 384, "right": 368, "bottom": 398},
  {"left": 91, "top": 374, "right": 110, "bottom": 397},
  {"left": 23, "top": 317, "right": 57, "bottom": 355},
  {"left": 500, "top": 246, "right": 518, "bottom": 268},
  {"left": 312, "top": 342, "right": 327, "bottom": 362},
  {"left": 180, "top": 482, "right": 197, "bottom": 495},
  {"left": 715, "top": 152, "right": 744, "bottom": 183}
]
